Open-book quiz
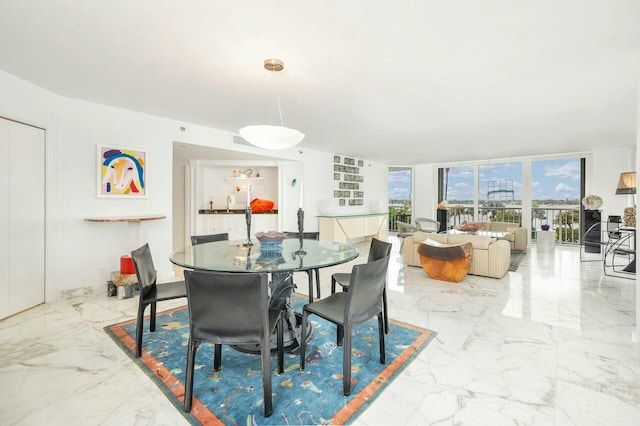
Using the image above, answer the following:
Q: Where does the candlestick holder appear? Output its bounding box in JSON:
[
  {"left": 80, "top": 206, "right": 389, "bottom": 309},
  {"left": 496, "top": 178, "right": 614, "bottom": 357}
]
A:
[
  {"left": 245, "top": 246, "right": 252, "bottom": 270},
  {"left": 295, "top": 207, "right": 306, "bottom": 255},
  {"left": 244, "top": 207, "right": 253, "bottom": 247}
]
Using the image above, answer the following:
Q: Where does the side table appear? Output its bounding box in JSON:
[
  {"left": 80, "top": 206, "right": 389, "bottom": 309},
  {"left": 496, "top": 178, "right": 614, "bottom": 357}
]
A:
[{"left": 537, "top": 231, "right": 555, "bottom": 253}]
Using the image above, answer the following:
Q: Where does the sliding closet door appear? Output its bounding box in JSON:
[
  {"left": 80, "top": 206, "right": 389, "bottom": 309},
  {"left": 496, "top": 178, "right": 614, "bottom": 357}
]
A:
[{"left": 0, "top": 117, "right": 45, "bottom": 319}]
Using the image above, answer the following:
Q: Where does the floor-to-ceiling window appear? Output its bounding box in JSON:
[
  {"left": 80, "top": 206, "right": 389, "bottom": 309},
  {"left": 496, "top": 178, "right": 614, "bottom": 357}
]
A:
[
  {"left": 388, "top": 167, "right": 412, "bottom": 230},
  {"left": 438, "top": 156, "right": 584, "bottom": 243},
  {"left": 478, "top": 162, "right": 523, "bottom": 224},
  {"left": 531, "top": 158, "right": 582, "bottom": 243},
  {"left": 439, "top": 165, "right": 475, "bottom": 228}
]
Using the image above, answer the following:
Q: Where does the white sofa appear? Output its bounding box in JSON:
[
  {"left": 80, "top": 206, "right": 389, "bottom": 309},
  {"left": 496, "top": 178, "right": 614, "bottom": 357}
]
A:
[
  {"left": 404, "top": 232, "right": 511, "bottom": 279},
  {"left": 483, "top": 221, "right": 528, "bottom": 252}
]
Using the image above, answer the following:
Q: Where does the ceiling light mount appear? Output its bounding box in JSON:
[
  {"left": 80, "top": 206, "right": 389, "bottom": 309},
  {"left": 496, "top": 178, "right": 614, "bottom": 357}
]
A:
[{"left": 263, "top": 58, "right": 284, "bottom": 72}]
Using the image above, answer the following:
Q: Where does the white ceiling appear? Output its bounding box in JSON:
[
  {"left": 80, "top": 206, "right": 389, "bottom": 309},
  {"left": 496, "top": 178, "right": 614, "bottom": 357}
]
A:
[{"left": 1, "top": 1, "right": 638, "bottom": 165}]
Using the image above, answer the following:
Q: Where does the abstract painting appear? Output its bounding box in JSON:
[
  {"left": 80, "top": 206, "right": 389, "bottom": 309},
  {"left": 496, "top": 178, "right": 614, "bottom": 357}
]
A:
[{"left": 98, "top": 146, "right": 147, "bottom": 197}]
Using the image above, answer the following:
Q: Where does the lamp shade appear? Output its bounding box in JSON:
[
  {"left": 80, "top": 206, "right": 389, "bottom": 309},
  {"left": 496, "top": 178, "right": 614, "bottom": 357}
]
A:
[
  {"left": 615, "top": 172, "right": 636, "bottom": 195},
  {"left": 239, "top": 125, "right": 305, "bottom": 150}
]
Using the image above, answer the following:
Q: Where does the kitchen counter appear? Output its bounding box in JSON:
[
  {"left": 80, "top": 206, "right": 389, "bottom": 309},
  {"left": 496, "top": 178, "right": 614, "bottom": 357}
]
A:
[
  {"left": 196, "top": 210, "right": 278, "bottom": 240},
  {"left": 198, "top": 209, "right": 278, "bottom": 215}
]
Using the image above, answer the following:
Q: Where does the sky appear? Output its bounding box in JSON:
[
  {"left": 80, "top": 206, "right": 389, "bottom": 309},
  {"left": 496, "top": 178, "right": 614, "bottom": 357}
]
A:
[{"left": 389, "top": 158, "right": 581, "bottom": 202}]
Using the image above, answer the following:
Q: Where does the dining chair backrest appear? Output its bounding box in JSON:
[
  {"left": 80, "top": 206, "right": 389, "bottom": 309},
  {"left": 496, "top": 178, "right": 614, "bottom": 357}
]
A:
[
  {"left": 131, "top": 243, "right": 157, "bottom": 297},
  {"left": 184, "top": 270, "right": 269, "bottom": 343},
  {"left": 190, "top": 232, "right": 229, "bottom": 246},
  {"left": 345, "top": 256, "right": 391, "bottom": 327},
  {"left": 367, "top": 237, "right": 393, "bottom": 262}
]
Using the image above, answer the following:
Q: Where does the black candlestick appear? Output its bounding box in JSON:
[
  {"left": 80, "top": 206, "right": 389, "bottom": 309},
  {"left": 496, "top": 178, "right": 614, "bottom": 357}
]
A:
[
  {"left": 244, "top": 207, "right": 253, "bottom": 247},
  {"left": 295, "top": 207, "right": 306, "bottom": 255},
  {"left": 245, "top": 246, "right": 252, "bottom": 270}
]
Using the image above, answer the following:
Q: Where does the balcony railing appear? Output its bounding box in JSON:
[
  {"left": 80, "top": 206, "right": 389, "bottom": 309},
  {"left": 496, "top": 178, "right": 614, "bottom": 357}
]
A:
[
  {"left": 388, "top": 206, "right": 411, "bottom": 231},
  {"left": 396, "top": 204, "right": 581, "bottom": 245}
]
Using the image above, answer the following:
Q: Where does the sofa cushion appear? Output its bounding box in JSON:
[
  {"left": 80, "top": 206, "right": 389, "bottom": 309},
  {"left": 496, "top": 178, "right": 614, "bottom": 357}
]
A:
[{"left": 447, "top": 234, "right": 493, "bottom": 250}]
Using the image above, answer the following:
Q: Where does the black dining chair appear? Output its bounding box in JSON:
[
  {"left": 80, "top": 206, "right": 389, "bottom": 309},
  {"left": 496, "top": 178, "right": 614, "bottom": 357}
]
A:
[
  {"left": 330, "top": 238, "right": 392, "bottom": 333},
  {"left": 285, "top": 231, "right": 321, "bottom": 302},
  {"left": 130, "top": 243, "right": 187, "bottom": 358},
  {"left": 190, "top": 232, "right": 229, "bottom": 246},
  {"left": 182, "top": 270, "right": 284, "bottom": 416},
  {"left": 300, "top": 255, "right": 391, "bottom": 396}
]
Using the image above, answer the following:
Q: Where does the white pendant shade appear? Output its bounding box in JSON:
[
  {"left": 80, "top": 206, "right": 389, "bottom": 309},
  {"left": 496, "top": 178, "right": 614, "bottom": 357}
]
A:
[{"left": 239, "top": 125, "right": 305, "bottom": 150}]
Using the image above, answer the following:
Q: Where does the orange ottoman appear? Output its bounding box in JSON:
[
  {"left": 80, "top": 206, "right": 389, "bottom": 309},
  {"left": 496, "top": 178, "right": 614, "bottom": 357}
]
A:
[{"left": 418, "top": 241, "right": 473, "bottom": 283}]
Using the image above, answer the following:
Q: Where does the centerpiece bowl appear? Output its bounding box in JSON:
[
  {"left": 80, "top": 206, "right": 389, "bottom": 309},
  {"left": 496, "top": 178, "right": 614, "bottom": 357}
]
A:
[{"left": 256, "top": 231, "right": 287, "bottom": 251}]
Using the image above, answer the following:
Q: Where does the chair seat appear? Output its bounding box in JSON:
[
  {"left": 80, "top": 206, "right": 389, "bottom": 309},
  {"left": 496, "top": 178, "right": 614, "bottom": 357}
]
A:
[
  {"left": 303, "top": 292, "right": 348, "bottom": 325},
  {"left": 332, "top": 272, "right": 351, "bottom": 288},
  {"left": 144, "top": 280, "right": 187, "bottom": 302}
]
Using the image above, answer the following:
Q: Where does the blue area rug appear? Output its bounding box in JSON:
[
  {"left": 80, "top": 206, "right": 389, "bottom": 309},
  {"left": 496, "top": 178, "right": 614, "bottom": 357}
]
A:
[{"left": 105, "top": 294, "right": 435, "bottom": 425}]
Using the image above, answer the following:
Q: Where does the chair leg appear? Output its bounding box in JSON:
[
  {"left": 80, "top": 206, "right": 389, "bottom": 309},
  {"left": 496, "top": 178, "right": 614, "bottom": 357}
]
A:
[
  {"left": 306, "top": 270, "right": 314, "bottom": 303},
  {"left": 277, "top": 314, "right": 284, "bottom": 374},
  {"left": 343, "top": 325, "right": 352, "bottom": 396},
  {"left": 184, "top": 339, "right": 200, "bottom": 412},
  {"left": 135, "top": 303, "right": 146, "bottom": 358},
  {"left": 260, "top": 335, "right": 273, "bottom": 417},
  {"left": 300, "top": 310, "right": 308, "bottom": 370},
  {"left": 314, "top": 269, "right": 321, "bottom": 298},
  {"left": 378, "top": 314, "right": 386, "bottom": 364},
  {"left": 150, "top": 301, "right": 157, "bottom": 332},
  {"left": 337, "top": 324, "right": 344, "bottom": 347},
  {"left": 213, "top": 344, "right": 222, "bottom": 371},
  {"left": 382, "top": 287, "right": 389, "bottom": 334}
]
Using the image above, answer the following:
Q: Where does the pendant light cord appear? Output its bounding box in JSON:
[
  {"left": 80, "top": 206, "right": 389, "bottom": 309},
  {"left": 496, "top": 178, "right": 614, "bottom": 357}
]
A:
[{"left": 276, "top": 94, "right": 284, "bottom": 127}]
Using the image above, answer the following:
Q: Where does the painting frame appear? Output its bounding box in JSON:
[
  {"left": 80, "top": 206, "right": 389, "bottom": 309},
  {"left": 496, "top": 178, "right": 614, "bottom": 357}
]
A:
[{"left": 97, "top": 145, "right": 148, "bottom": 198}]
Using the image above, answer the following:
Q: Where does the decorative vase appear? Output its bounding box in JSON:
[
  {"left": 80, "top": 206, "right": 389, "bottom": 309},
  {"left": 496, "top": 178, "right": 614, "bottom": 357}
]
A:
[{"left": 623, "top": 206, "right": 636, "bottom": 227}]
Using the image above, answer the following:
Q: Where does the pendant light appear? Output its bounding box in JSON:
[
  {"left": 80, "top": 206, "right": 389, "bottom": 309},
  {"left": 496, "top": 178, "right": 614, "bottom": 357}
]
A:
[{"left": 239, "top": 59, "right": 305, "bottom": 150}]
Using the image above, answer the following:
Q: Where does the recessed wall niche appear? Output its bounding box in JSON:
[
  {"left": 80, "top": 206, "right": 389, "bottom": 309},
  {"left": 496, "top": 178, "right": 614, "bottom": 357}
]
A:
[{"left": 332, "top": 155, "right": 365, "bottom": 207}]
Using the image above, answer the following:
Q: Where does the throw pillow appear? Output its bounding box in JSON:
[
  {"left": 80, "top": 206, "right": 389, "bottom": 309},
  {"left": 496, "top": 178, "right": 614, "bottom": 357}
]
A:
[{"left": 423, "top": 238, "right": 444, "bottom": 247}]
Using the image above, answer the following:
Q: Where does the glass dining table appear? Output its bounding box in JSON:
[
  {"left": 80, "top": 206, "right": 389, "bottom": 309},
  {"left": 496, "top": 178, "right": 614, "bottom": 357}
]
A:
[{"left": 170, "top": 238, "right": 360, "bottom": 352}]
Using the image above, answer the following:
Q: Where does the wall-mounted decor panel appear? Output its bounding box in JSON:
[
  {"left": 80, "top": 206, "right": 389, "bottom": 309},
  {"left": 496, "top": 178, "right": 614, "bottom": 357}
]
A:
[{"left": 331, "top": 155, "right": 365, "bottom": 207}]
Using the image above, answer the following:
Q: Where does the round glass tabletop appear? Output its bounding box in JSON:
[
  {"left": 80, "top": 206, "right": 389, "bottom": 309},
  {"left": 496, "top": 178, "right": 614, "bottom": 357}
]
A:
[{"left": 170, "top": 238, "right": 360, "bottom": 273}]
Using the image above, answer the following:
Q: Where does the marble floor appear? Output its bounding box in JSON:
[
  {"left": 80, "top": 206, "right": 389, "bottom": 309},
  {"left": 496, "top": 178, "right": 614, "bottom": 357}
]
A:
[{"left": 1, "top": 238, "right": 639, "bottom": 425}]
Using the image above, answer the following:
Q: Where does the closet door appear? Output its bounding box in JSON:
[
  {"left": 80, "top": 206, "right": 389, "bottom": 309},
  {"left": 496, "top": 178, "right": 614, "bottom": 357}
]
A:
[{"left": 0, "top": 118, "right": 45, "bottom": 319}]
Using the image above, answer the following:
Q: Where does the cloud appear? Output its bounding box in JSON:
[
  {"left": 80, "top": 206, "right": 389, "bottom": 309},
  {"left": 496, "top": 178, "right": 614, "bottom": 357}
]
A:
[
  {"left": 545, "top": 162, "right": 580, "bottom": 180},
  {"left": 388, "top": 170, "right": 411, "bottom": 183},
  {"left": 555, "top": 183, "right": 574, "bottom": 192},
  {"left": 389, "top": 186, "right": 410, "bottom": 199},
  {"left": 449, "top": 167, "right": 474, "bottom": 178}
]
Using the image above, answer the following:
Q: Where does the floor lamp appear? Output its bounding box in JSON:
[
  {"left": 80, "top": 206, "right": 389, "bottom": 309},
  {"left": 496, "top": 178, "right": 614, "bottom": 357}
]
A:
[{"left": 616, "top": 172, "right": 636, "bottom": 227}]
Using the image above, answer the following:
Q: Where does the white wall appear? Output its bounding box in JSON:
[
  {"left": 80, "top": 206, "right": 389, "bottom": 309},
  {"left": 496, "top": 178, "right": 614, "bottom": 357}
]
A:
[
  {"left": 414, "top": 164, "right": 437, "bottom": 220},
  {"left": 0, "top": 71, "right": 389, "bottom": 300},
  {"left": 590, "top": 147, "right": 636, "bottom": 221}
]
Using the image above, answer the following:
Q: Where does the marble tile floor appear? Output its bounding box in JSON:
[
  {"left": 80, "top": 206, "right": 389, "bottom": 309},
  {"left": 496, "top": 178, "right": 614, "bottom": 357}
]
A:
[{"left": 1, "top": 239, "right": 639, "bottom": 425}]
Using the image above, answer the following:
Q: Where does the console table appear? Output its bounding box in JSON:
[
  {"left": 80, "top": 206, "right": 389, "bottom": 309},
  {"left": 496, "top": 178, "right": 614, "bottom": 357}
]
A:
[
  {"left": 317, "top": 213, "right": 387, "bottom": 243},
  {"left": 84, "top": 214, "right": 167, "bottom": 249},
  {"left": 84, "top": 215, "right": 167, "bottom": 297}
]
